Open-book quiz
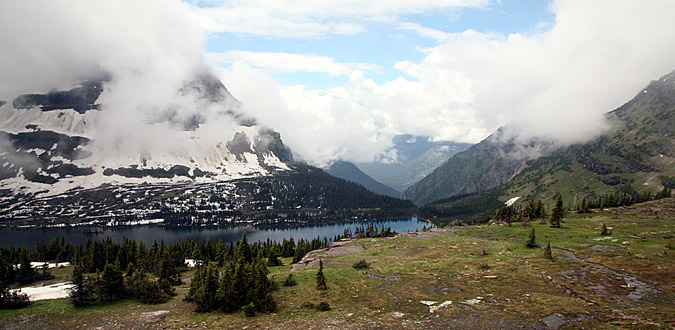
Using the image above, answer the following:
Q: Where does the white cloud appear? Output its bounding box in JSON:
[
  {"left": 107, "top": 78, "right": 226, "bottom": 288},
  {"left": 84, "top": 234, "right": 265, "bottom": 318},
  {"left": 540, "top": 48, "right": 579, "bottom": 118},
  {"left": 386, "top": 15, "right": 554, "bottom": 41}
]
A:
[
  {"left": 208, "top": 51, "right": 379, "bottom": 76},
  {"left": 219, "top": 0, "right": 675, "bottom": 166},
  {"left": 397, "top": 22, "right": 452, "bottom": 41},
  {"left": 186, "top": 0, "right": 489, "bottom": 38}
]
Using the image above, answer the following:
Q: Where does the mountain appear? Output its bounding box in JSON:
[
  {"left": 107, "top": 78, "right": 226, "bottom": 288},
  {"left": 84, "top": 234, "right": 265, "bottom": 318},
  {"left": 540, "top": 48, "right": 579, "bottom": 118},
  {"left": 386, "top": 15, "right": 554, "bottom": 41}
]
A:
[
  {"left": 418, "top": 70, "right": 675, "bottom": 220},
  {"left": 357, "top": 135, "right": 471, "bottom": 192},
  {"left": 0, "top": 73, "right": 415, "bottom": 225},
  {"left": 324, "top": 161, "right": 400, "bottom": 197},
  {"left": 0, "top": 73, "right": 292, "bottom": 194}
]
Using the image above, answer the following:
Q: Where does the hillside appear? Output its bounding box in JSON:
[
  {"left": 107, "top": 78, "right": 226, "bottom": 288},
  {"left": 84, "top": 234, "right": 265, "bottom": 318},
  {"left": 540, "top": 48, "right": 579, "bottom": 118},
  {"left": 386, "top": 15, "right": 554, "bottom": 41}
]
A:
[
  {"left": 2, "top": 198, "right": 673, "bottom": 329},
  {"left": 410, "top": 70, "right": 675, "bottom": 216},
  {"left": 325, "top": 161, "right": 401, "bottom": 197}
]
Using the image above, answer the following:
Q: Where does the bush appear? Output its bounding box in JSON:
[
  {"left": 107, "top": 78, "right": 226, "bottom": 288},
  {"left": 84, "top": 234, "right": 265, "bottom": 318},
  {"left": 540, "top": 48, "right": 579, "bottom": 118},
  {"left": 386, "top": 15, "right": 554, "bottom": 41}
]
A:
[
  {"left": 242, "top": 303, "right": 256, "bottom": 317},
  {"left": 316, "top": 301, "right": 331, "bottom": 311},
  {"left": 0, "top": 288, "right": 32, "bottom": 309},
  {"left": 352, "top": 259, "right": 370, "bottom": 269}
]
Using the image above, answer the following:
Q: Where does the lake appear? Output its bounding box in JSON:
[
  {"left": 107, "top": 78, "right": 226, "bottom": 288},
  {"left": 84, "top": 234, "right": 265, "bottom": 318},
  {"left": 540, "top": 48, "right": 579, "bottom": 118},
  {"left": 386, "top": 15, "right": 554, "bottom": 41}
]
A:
[{"left": 0, "top": 218, "right": 429, "bottom": 249}]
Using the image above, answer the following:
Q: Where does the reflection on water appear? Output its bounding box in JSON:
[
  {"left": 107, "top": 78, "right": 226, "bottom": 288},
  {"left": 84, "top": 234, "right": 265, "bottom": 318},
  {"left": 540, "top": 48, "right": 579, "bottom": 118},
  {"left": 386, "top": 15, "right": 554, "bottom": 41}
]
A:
[{"left": 0, "top": 218, "right": 429, "bottom": 248}]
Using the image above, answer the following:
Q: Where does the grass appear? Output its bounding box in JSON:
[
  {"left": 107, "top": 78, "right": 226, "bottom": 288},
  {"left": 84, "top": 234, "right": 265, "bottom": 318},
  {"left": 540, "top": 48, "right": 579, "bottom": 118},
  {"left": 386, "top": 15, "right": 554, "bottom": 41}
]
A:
[{"left": 2, "top": 198, "right": 673, "bottom": 329}]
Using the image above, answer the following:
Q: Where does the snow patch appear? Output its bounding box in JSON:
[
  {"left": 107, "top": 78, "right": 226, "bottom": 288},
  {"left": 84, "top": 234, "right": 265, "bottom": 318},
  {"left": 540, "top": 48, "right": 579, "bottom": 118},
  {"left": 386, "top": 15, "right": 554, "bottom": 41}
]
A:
[{"left": 505, "top": 196, "right": 521, "bottom": 207}]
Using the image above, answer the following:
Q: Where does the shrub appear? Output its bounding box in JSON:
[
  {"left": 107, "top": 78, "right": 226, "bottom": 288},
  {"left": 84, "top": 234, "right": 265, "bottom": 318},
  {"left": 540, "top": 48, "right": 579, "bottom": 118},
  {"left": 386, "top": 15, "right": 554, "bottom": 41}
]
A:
[
  {"left": 316, "top": 301, "right": 331, "bottom": 311},
  {"left": 283, "top": 273, "right": 297, "bottom": 287},
  {"left": 352, "top": 259, "right": 370, "bottom": 269}
]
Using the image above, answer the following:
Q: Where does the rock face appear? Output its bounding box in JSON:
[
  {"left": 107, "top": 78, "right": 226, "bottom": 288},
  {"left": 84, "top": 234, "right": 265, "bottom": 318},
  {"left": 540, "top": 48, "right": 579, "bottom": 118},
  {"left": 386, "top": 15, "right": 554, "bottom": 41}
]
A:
[
  {"left": 0, "top": 72, "right": 292, "bottom": 195},
  {"left": 403, "top": 128, "right": 551, "bottom": 205}
]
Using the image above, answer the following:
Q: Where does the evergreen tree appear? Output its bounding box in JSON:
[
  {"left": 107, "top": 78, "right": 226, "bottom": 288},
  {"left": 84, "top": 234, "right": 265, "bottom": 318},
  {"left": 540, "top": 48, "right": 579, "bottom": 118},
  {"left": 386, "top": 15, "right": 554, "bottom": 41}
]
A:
[
  {"left": 544, "top": 242, "right": 552, "bottom": 259},
  {"left": 69, "top": 262, "right": 94, "bottom": 307},
  {"left": 525, "top": 227, "right": 537, "bottom": 248},
  {"left": 267, "top": 246, "right": 282, "bottom": 267},
  {"left": 17, "top": 248, "right": 35, "bottom": 284},
  {"left": 600, "top": 223, "right": 611, "bottom": 236},
  {"left": 550, "top": 194, "right": 564, "bottom": 228},
  {"left": 236, "top": 232, "right": 252, "bottom": 264},
  {"left": 100, "top": 262, "right": 125, "bottom": 301},
  {"left": 217, "top": 261, "right": 236, "bottom": 312},
  {"left": 283, "top": 273, "right": 297, "bottom": 287},
  {"left": 316, "top": 259, "right": 327, "bottom": 290}
]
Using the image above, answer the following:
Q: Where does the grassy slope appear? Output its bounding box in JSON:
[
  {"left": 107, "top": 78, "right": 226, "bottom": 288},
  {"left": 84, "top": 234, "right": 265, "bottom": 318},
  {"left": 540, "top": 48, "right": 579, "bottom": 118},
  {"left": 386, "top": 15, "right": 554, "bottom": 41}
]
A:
[{"left": 1, "top": 198, "right": 674, "bottom": 329}]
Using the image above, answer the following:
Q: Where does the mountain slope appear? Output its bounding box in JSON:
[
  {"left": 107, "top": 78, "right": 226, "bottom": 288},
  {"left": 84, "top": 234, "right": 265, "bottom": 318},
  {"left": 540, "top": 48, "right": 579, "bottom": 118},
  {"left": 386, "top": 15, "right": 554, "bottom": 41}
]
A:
[
  {"left": 420, "top": 70, "right": 675, "bottom": 219},
  {"left": 325, "top": 161, "right": 400, "bottom": 197},
  {"left": 0, "top": 73, "right": 292, "bottom": 196},
  {"left": 357, "top": 135, "right": 471, "bottom": 192},
  {"left": 402, "top": 128, "right": 551, "bottom": 205}
]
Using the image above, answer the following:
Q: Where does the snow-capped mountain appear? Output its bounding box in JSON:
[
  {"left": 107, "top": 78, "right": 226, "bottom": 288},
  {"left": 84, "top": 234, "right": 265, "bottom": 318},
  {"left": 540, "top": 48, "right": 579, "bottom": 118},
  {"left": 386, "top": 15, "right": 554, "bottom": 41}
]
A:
[{"left": 0, "top": 72, "right": 292, "bottom": 197}]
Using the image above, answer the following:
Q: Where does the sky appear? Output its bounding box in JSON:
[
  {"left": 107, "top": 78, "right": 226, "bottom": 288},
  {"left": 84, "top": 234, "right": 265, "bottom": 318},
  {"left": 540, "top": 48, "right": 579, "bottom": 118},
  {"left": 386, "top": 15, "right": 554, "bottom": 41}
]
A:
[{"left": 1, "top": 0, "right": 675, "bottom": 167}]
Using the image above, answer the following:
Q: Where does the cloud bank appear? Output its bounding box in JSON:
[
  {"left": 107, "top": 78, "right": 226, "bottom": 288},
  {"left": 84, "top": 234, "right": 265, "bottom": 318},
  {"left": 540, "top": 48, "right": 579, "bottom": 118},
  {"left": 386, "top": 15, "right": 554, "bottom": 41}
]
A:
[{"left": 214, "top": 0, "right": 675, "bottom": 166}]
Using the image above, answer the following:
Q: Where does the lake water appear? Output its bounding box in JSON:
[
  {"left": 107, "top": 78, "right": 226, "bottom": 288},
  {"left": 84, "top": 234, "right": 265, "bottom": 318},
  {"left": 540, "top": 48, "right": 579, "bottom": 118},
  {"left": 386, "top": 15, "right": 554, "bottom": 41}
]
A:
[{"left": 0, "top": 218, "right": 429, "bottom": 249}]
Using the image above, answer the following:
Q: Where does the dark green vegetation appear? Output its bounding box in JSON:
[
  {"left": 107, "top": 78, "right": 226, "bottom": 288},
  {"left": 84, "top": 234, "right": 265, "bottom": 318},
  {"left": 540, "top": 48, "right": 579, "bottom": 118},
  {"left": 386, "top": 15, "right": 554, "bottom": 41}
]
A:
[
  {"left": 1, "top": 164, "right": 415, "bottom": 227},
  {"left": 416, "top": 70, "right": 675, "bottom": 221},
  {"left": 0, "top": 198, "right": 672, "bottom": 329},
  {"left": 325, "top": 161, "right": 401, "bottom": 197}
]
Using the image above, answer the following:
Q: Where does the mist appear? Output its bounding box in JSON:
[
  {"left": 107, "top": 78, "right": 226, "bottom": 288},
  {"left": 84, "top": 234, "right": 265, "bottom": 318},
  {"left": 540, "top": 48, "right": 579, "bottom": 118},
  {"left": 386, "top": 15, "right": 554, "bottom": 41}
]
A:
[{"left": 0, "top": 0, "right": 250, "bottom": 168}]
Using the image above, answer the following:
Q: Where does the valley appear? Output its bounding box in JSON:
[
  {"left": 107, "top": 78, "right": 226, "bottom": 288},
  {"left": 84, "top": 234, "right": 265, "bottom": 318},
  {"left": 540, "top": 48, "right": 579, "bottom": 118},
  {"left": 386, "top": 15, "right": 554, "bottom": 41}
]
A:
[{"left": 1, "top": 198, "right": 673, "bottom": 329}]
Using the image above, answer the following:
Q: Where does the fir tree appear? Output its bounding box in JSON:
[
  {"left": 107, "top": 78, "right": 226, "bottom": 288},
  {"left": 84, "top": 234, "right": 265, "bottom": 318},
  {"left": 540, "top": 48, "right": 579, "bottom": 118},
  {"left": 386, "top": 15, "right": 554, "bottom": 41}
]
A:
[
  {"left": 600, "top": 223, "right": 611, "bottom": 236},
  {"left": 550, "top": 194, "right": 564, "bottom": 228},
  {"left": 69, "top": 262, "right": 94, "bottom": 307},
  {"left": 525, "top": 227, "right": 537, "bottom": 248},
  {"left": 544, "top": 242, "right": 552, "bottom": 259},
  {"left": 17, "top": 248, "right": 35, "bottom": 284},
  {"left": 283, "top": 273, "right": 297, "bottom": 287},
  {"left": 316, "top": 259, "right": 327, "bottom": 290},
  {"left": 236, "top": 232, "right": 252, "bottom": 264},
  {"left": 100, "top": 262, "right": 125, "bottom": 301}
]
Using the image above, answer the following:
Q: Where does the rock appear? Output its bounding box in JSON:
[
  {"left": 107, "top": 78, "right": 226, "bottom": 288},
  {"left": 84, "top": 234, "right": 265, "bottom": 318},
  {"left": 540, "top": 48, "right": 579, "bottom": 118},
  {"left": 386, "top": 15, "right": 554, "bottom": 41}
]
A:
[
  {"left": 429, "top": 301, "right": 452, "bottom": 313},
  {"left": 389, "top": 244, "right": 398, "bottom": 249},
  {"left": 420, "top": 300, "right": 438, "bottom": 306},
  {"left": 635, "top": 254, "right": 645, "bottom": 259},
  {"left": 541, "top": 313, "right": 567, "bottom": 330},
  {"left": 460, "top": 298, "right": 482, "bottom": 305},
  {"left": 392, "top": 312, "right": 405, "bottom": 318},
  {"left": 483, "top": 275, "right": 498, "bottom": 279}
]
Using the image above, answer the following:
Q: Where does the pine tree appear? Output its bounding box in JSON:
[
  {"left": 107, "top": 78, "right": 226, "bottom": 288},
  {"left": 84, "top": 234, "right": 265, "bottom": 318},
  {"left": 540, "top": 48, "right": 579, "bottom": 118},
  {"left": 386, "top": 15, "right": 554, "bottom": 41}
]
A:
[
  {"left": 236, "top": 232, "right": 252, "bottom": 264},
  {"left": 267, "top": 246, "right": 282, "bottom": 267},
  {"left": 17, "top": 248, "right": 35, "bottom": 284},
  {"left": 525, "top": 227, "right": 537, "bottom": 248},
  {"left": 600, "top": 223, "right": 611, "bottom": 236},
  {"left": 69, "top": 262, "right": 94, "bottom": 307},
  {"left": 100, "top": 262, "right": 124, "bottom": 301},
  {"left": 283, "top": 273, "right": 297, "bottom": 287},
  {"left": 550, "top": 194, "right": 564, "bottom": 228},
  {"left": 316, "top": 259, "right": 327, "bottom": 290},
  {"left": 217, "top": 261, "right": 236, "bottom": 312},
  {"left": 544, "top": 242, "right": 552, "bottom": 259}
]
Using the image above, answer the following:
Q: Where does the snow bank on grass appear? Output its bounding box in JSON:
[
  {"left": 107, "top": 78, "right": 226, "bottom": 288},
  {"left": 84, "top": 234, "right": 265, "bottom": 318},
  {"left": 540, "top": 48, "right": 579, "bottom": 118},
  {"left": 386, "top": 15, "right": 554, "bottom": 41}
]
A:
[{"left": 12, "top": 282, "right": 74, "bottom": 301}]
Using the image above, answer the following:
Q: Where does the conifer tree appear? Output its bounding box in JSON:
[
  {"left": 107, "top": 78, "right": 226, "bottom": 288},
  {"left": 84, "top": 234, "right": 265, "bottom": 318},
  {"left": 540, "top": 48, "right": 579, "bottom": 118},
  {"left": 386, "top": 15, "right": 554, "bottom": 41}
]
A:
[
  {"left": 236, "top": 232, "right": 252, "bottom": 264},
  {"left": 316, "top": 259, "right": 327, "bottom": 290},
  {"left": 17, "top": 248, "right": 35, "bottom": 284},
  {"left": 544, "top": 242, "right": 552, "bottom": 259},
  {"left": 550, "top": 194, "right": 564, "bottom": 228},
  {"left": 100, "top": 262, "right": 124, "bottom": 301},
  {"left": 70, "top": 261, "right": 94, "bottom": 307},
  {"left": 525, "top": 227, "right": 537, "bottom": 248}
]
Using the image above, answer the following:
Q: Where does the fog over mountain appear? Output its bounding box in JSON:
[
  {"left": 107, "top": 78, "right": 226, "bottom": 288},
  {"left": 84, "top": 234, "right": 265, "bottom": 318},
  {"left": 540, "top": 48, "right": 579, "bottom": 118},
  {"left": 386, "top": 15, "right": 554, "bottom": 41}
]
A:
[{"left": 2, "top": 0, "right": 675, "bottom": 169}]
